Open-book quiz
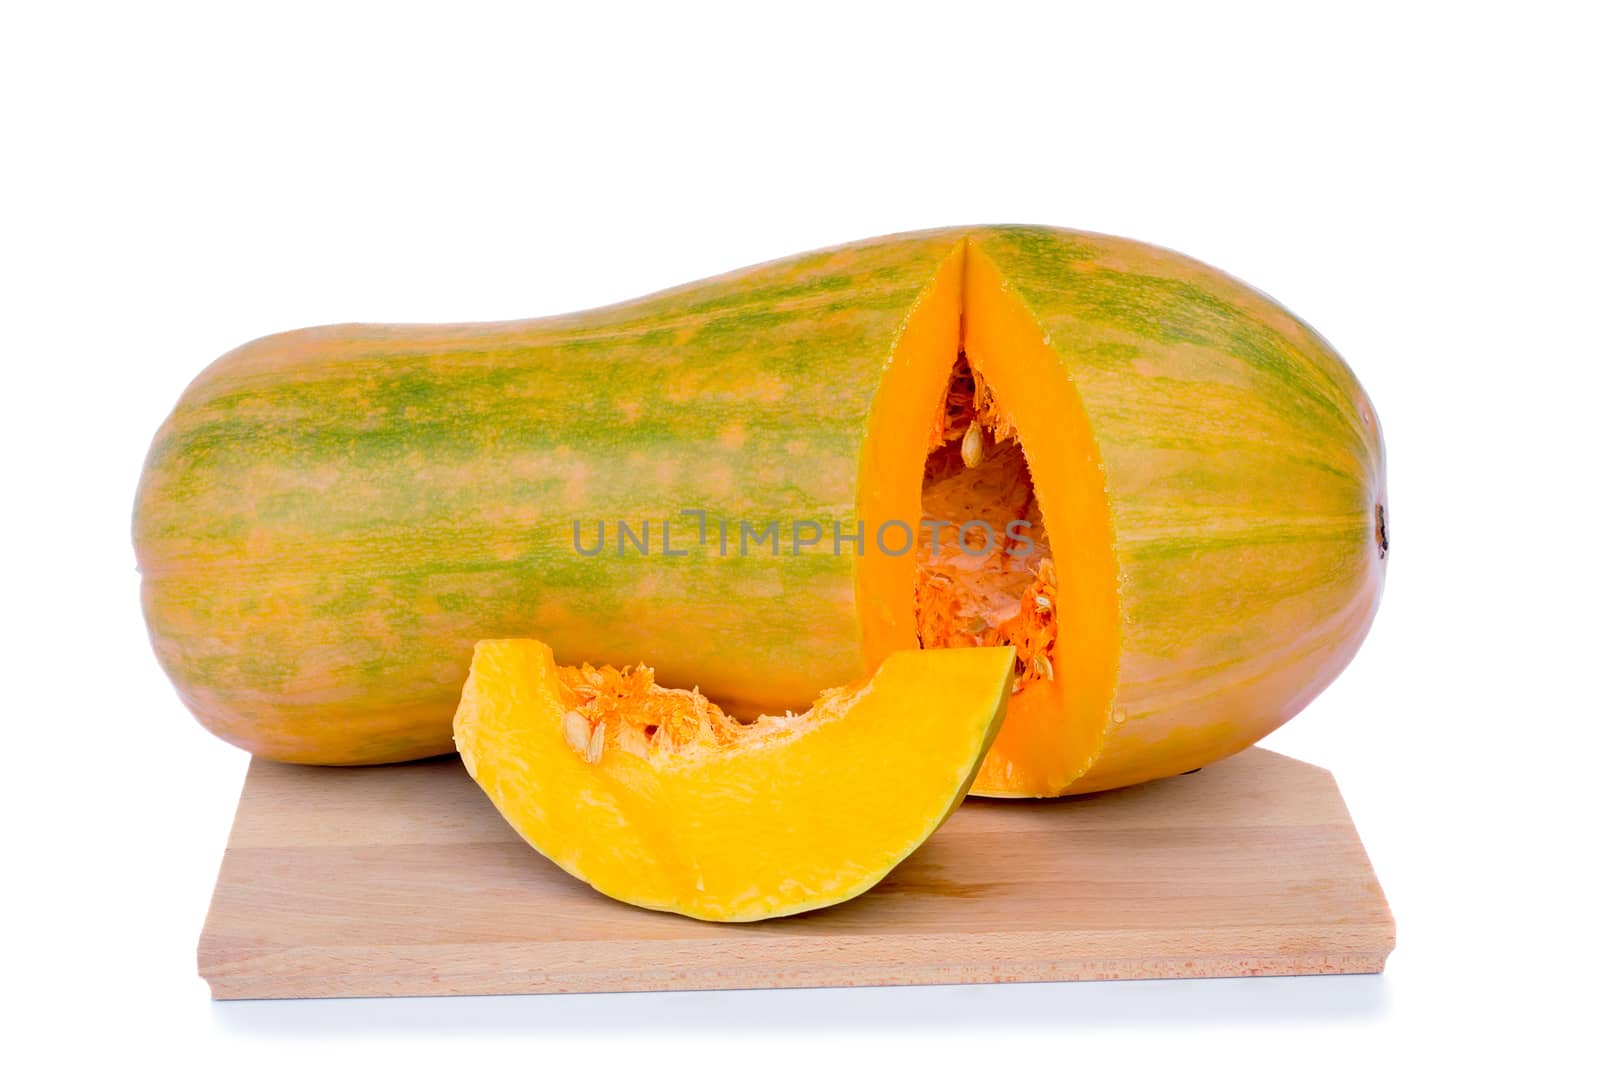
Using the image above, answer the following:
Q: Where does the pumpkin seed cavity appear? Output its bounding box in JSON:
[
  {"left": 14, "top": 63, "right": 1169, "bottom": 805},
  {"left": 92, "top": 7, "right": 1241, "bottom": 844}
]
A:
[
  {"left": 917, "top": 352, "right": 1058, "bottom": 695},
  {"left": 555, "top": 661, "right": 860, "bottom": 762}
]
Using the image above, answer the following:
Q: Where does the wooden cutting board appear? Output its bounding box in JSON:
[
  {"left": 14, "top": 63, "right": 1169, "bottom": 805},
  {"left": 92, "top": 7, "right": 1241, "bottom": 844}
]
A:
[{"left": 198, "top": 746, "right": 1393, "bottom": 999}]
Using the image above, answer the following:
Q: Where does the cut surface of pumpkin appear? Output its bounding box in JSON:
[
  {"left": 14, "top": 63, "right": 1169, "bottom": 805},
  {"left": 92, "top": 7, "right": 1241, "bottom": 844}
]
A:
[
  {"left": 858, "top": 240, "right": 1118, "bottom": 797},
  {"left": 453, "top": 640, "right": 1013, "bottom": 921}
]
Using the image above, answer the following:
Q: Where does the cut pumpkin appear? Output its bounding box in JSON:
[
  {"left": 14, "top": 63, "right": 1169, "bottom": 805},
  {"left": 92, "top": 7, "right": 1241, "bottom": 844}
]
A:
[
  {"left": 137, "top": 226, "right": 1385, "bottom": 796},
  {"left": 453, "top": 640, "right": 1013, "bottom": 921}
]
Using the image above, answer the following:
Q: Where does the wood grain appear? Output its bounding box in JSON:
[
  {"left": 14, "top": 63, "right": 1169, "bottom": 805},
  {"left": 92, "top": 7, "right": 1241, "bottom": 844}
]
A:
[{"left": 198, "top": 747, "right": 1393, "bottom": 999}]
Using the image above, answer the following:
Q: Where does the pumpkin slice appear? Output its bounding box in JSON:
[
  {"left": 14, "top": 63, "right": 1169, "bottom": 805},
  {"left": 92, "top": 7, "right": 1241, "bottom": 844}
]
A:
[{"left": 453, "top": 640, "right": 1013, "bottom": 921}]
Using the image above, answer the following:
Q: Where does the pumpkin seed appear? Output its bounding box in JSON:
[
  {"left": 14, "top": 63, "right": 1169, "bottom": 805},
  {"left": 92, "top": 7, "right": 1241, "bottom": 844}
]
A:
[
  {"left": 961, "top": 421, "right": 984, "bottom": 468},
  {"left": 562, "top": 710, "right": 592, "bottom": 755}
]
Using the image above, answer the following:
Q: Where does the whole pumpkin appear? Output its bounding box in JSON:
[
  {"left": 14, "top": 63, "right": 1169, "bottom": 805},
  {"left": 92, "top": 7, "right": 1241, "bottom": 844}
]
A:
[{"left": 134, "top": 226, "right": 1385, "bottom": 796}]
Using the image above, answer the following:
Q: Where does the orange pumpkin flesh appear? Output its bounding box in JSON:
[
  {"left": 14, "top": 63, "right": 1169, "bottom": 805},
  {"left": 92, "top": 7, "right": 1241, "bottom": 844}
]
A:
[{"left": 853, "top": 242, "right": 1116, "bottom": 796}]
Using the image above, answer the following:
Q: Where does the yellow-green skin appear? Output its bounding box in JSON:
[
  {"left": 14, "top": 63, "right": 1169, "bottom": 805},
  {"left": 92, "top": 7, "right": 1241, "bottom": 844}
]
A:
[
  {"left": 134, "top": 226, "right": 1385, "bottom": 785},
  {"left": 135, "top": 231, "right": 964, "bottom": 763}
]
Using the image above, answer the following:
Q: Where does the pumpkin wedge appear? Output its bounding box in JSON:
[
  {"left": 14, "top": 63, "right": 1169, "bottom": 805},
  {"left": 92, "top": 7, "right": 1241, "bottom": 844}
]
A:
[
  {"left": 135, "top": 226, "right": 1385, "bottom": 796},
  {"left": 453, "top": 640, "right": 1012, "bottom": 921}
]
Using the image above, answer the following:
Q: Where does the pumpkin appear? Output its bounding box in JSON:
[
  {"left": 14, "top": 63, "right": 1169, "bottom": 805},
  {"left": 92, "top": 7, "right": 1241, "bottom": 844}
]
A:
[
  {"left": 453, "top": 640, "right": 1012, "bottom": 921},
  {"left": 134, "top": 226, "right": 1384, "bottom": 795}
]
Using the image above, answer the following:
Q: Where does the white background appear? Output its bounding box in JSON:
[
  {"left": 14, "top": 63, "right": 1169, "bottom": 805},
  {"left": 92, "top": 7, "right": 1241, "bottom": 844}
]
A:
[{"left": 4, "top": 1, "right": 1597, "bottom": 1062}]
